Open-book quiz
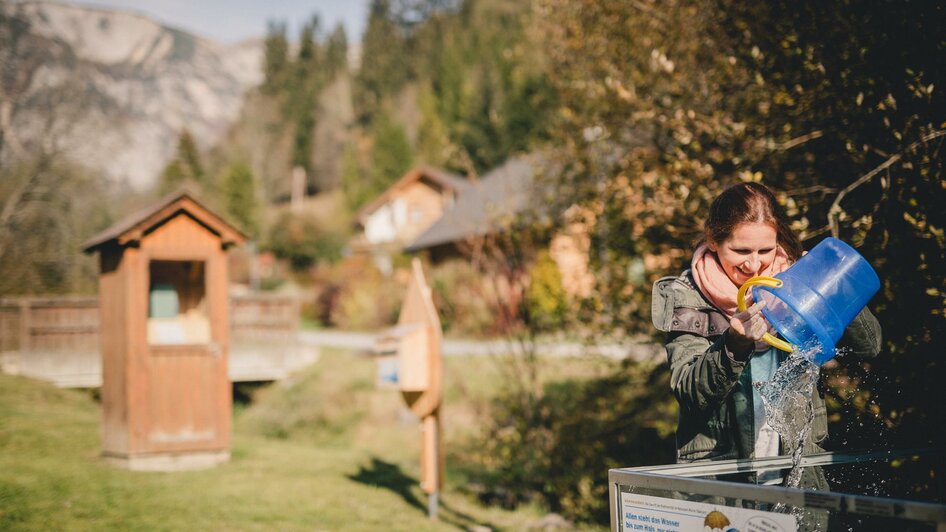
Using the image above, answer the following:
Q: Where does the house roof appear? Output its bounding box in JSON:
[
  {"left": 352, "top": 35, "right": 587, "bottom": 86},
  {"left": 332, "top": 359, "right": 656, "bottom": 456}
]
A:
[
  {"left": 404, "top": 156, "right": 538, "bottom": 252},
  {"left": 356, "top": 166, "right": 469, "bottom": 224},
  {"left": 82, "top": 188, "right": 248, "bottom": 253}
]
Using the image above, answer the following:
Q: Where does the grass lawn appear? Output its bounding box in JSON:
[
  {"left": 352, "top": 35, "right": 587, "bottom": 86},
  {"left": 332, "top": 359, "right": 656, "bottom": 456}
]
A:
[{"left": 0, "top": 348, "right": 613, "bottom": 531}]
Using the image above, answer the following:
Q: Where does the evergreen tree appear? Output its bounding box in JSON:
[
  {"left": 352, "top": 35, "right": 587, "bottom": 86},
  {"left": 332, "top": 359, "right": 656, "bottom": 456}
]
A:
[
  {"left": 356, "top": 0, "right": 408, "bottom": 124},
  {"left": 159, "top": 129, "right": 205, "bottom": 194},
  {"left": 262, "top": 20, "right": 289, "bottom": 92},
  {"left": 432, "top": 37, "right": 466, "bottom": 131},
  {"left": 220, "top": 161, "right": 258, "bottom": 237},
  {"left": 324, "top": 23, "right": 348, "bottom": 76},
  {"left": 416, "top": 82, "right": 450, "bottom": 166},
  {"left": 296, "top": 15, "right": 320, "bottom": 69},
  {"left": 387, "top": 0, "right": 552, "bottom": 174},
  {"left": 371, "top": 112, "right": 413, "bottom": 194},
  {"left": 341, "top": 142, "right": 368, "bottom": 211},
  {"left": 288, "top": 16, "right": 323, "bottom": 174},
  {"left": 459, "top": 65, "right": 506, "bottom": 171}
]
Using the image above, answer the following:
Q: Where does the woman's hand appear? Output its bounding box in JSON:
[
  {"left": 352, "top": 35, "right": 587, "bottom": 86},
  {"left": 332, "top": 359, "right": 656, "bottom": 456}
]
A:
[{"left": 726, "top": 300, "right": 769, "bottom": 359}]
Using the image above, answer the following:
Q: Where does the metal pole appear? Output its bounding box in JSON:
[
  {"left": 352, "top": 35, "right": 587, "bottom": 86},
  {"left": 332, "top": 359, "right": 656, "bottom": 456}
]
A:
[{"left": 428, "top": 491, "right": 438, "bottom": 520}]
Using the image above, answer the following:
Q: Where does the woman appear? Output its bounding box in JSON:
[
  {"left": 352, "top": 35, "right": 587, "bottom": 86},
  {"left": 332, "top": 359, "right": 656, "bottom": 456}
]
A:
[{"left": 651, "top": 182, "right": 882, "bottom": 487}]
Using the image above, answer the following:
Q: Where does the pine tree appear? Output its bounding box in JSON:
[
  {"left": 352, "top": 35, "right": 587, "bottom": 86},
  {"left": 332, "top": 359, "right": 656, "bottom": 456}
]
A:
[
  {"left": 371, "top": 113, "right": 413, "bottom": 194},
  {"left": 296, "top": 15, "right": 320, "bottom": 70},
  {"left": 324, "top": 23, "right": 348, "bottom": 76},
  {"left": 416, "top": 82, "right": 450, "bottom": 166},
  {"left": 341, "top": 142, "right": 367, "bottom": 211},
  {"left": 220, "top": 161, "right": 258, "bottom": 237},
  {"left": 288, "top": 15, "right": 325, "bottom": 175},
  {"left": 262, "top": 20, "right": 289, "bottom": 92},
  {"left": 177, "top": 129, "right": 204, "bottom": 181},
  {"left": 159, "top": 129, "right": 205, "bottom": 194},
  {"left": 355, "top": 0, "right": 408, "bottom": 124}
]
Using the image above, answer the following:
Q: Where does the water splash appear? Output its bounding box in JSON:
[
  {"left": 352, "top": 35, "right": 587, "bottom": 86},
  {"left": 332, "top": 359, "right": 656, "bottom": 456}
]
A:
[{"left": 755, "top": 343, "right": 822, "bottom": 489}]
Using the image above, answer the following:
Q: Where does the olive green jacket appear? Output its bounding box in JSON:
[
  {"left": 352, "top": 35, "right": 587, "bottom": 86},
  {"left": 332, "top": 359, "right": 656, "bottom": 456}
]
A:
[{"left": 651, "top": 270, "right": 882, "bottom": 464}]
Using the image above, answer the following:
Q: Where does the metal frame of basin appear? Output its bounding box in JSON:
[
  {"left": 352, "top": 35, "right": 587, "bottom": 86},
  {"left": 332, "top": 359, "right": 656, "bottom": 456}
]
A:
[{"left": 609, "top": 449, "right": 946, "bottom": 531}]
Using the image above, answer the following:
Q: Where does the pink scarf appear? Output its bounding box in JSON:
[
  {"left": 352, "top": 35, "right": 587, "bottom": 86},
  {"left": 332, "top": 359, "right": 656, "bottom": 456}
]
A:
[{"left": 691, "top": 243, "right": 791, "bottom": 350}]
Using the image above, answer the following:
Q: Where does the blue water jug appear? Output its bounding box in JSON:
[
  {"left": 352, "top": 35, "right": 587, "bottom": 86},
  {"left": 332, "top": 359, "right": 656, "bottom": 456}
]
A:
[{"left": 736, "top": 237, "right": 880, "bottom": 364}]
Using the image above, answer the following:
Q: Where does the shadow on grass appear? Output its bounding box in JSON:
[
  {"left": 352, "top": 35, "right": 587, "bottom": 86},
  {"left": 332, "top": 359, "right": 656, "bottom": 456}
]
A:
[
  {"left": 348, "top": 457, "right": 496, "bottom": 530},
  {"left": 232, "top": 381, "right": 269, "bottom": 407}
]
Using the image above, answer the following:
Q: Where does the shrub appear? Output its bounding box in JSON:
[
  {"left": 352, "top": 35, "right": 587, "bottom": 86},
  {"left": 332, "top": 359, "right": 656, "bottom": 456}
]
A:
[
  {"left": 524, "top": 251, "right": 570, "bottom": 332},
  {"left": 460, "top": 358, "right": 677, "bottom": 524},
  {"left": 316, "top": 255, "right": 403, "bottom": 331},
  {"left": 429, "top": 259, "right": 496, "bottom": 337},
  {"left": 266, "top": 211, "right": 346, "bottom": 271}
]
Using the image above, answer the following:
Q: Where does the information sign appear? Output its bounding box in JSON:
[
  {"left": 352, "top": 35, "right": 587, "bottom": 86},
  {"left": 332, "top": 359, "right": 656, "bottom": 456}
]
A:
[{"left": 620, "top": 492, "right": 797, "bottom": 532}]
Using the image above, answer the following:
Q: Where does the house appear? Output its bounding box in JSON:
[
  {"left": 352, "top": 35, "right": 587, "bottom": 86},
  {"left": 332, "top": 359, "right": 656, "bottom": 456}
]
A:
[
  {"left": 354, "top": 156, "right": 594, "bottom": 298},
  {"left": 405, "top": 156, "right": 594, "bottom": 299},
  {"left": 351, "top": 166, "right": 469, "bottom": 274},
  {"left": 404, "top": 157, "right": 536, "bottom": 260}
]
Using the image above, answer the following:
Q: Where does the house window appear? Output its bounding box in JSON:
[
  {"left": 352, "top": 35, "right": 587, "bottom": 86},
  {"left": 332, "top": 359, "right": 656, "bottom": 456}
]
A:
[
  {"left": 410, "top": 207, "right": 424, "bottom": 223},
  {"left": 147, "top": 260, "right": 210, "bottom": 345}
]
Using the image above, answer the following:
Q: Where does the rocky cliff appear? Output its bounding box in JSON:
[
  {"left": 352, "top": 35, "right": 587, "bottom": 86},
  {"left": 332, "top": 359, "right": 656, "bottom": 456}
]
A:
[{"left": 4, "top": 1, "right": 261, "bottom": 189}]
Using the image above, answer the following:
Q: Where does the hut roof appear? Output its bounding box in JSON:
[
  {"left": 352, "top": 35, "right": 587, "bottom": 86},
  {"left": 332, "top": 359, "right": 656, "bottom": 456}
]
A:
[{"left": 82, "top": 188, "right": 247, "bottom": 253}]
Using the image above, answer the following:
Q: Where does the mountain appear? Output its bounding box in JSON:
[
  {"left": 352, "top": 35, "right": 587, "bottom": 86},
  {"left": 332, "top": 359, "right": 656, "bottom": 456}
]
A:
[{"left": 3, "top": 1, "right": 262, "bottom": 189}]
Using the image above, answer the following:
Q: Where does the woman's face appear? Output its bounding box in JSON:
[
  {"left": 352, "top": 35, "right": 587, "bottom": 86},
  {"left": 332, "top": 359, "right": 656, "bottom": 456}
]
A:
[{"left": 709, "top": 222, "right": 778, "bottom": 286}]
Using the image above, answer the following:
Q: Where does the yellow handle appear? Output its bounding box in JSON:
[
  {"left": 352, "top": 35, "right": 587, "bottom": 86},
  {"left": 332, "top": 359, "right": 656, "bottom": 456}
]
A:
[{"left": 736, "top": 276, "right": 793, "bottom": 352}]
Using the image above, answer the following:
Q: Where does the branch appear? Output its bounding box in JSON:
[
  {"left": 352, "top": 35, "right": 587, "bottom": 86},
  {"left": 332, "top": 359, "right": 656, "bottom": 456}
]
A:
[
  {"left": 629, "top": 0, "right": 665, "bottom": 21},
  {"left": 777, "top": 130, "right": 823, "bottom": 151},
  {"left": 800, "top": 224, "right": 832, "bottom": 242},
  {"left": 0, "top": 152, "right": 54, "bottom": 233},
  {"left": 827, "top": 129, "right": 946, "bottom": 238},
  {"left": 0, "top": 99, "right": 28, "bottom": 158},
  {"left": 784, "top": 184, "right": 838, "bottom": 197}
]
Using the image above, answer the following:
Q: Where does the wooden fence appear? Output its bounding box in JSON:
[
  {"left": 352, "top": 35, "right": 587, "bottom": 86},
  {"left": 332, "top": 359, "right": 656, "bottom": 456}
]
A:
[{"left": 0, "top": 293, "right": 317, "bottom": 387}]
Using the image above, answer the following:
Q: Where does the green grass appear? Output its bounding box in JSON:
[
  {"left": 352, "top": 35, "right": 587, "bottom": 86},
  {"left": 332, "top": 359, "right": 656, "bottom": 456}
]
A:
[{"left": 0, "top": 349, "right": 610, "bottom": 531}]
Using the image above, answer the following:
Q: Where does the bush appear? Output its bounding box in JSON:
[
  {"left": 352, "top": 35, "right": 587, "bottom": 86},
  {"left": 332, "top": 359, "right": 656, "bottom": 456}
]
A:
[
  {"left": 312, "top": 283, "right": 342, "bottom": 327},
  {"left": 266, "top": 211, "right": 346, "bottom": 271},
  {"left": 332, "top": 278, "right": 401, "bottom": 331},
  {"left": 460, "top": 358, "right": 677, "bottom": 524},
  {"left": 429, "top": 259, "right": 496, "bottom": 337},
  {"left": 524, "top": 251, "right": 570, "bottom": 332},
  {"left": 311, "top": 255, "right": 403, "bottom": 331}
]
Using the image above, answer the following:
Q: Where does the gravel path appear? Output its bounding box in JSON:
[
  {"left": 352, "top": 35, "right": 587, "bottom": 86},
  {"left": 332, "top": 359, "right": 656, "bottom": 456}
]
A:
[{"left": 298, "top": 329, "right": 663, "bottom": 361}]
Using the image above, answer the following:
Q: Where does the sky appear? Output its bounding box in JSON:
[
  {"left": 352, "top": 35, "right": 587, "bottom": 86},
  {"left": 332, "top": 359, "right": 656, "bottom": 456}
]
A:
[{"left": 69, "top": 0, "right": 371, "bottom": 44}]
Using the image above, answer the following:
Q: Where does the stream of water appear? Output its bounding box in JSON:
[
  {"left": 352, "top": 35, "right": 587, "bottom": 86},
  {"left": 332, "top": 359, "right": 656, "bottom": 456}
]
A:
[
  {"left": 755, "top": 345, "right": 869, "bottom": 532},
  {"left": 755, "top": 344, "right": 823, "bottom": 489}
]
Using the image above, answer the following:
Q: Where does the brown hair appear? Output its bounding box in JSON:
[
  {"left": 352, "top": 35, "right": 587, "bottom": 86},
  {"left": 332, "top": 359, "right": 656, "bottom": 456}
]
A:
[{"left": 703, "top": 182, "right": 802, "bottom": 261}]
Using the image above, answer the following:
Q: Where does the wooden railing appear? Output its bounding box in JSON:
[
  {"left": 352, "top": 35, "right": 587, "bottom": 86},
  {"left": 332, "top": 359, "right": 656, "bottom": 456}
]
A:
[{"left": 0, "top": 293, "right": 317, "bottom": 387}]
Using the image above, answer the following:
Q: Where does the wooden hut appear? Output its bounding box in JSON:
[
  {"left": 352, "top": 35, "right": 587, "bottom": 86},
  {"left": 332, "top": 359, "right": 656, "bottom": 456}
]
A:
[{"left": 83, "top": 190, "right": 246, "bottom": 470}]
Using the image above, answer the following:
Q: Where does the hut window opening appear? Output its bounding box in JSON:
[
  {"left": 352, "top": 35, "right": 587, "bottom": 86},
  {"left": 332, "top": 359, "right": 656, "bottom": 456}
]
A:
[{"left": 147, "top": 260, "right": 210, "bottom": 345}]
